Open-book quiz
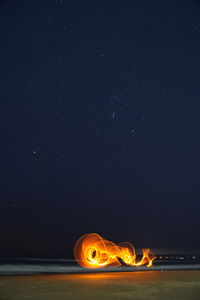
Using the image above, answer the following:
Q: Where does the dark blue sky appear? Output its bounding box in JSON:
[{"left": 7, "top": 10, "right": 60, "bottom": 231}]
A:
[{"left": 1, "top": 0, "right": 200, "bottom": 258}]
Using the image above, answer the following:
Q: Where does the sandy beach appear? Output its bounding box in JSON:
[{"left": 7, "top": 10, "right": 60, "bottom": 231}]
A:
[{"left": 1, "top": 270, "right": 200, "bottom": 300}]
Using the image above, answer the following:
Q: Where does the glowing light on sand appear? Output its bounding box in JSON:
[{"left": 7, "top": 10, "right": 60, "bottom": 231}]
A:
[{"left": 74, "top": 233, "right": 156, "bottom": 269}]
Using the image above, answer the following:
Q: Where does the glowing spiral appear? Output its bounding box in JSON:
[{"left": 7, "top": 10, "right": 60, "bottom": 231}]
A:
[{"left": 74, "top": 233, "right": 156, "bottom": 269}]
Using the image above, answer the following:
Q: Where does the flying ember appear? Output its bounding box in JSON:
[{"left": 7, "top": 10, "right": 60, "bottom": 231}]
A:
[{"left": 74, "top": 233, "right": 156, "bottom": 269}]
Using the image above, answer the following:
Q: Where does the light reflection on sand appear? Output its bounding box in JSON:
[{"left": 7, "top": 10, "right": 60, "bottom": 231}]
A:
[{"left": 1, "top": 271, "right": 200, "bottom": 300}]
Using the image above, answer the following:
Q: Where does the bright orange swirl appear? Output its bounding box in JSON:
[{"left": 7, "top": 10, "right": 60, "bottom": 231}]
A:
[{"left": 74, "top": 233, "right": 156, "bottom": 269}]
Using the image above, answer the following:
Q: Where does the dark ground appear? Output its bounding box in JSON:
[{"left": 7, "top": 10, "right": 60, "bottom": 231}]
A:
[{"left": 1, "top": 271, "right": 200, "bottom": 300}]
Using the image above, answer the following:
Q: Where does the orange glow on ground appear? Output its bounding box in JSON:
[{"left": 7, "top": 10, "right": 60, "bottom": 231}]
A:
[{"left": 74, "top": 233, "right": 156, "bottom": 269}]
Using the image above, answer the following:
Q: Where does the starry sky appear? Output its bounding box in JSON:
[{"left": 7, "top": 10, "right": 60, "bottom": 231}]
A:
[{"left": 1, "top": 0, "right": 200, "bottom": 258}]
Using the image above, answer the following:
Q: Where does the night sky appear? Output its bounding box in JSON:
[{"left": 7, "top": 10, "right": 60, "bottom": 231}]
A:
[{"left": 1, "top": 0, "right": 200, "bottom": 258}]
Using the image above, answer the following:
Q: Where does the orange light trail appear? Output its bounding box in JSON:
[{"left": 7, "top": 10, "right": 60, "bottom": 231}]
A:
[{"left": 74, "top": 233, "right": 156, "bottom": 269}]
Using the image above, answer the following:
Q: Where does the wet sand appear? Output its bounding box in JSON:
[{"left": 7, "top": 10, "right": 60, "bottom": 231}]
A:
[{"left": 0, "top": 271, "right": 200, "bottom": 300}]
